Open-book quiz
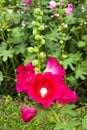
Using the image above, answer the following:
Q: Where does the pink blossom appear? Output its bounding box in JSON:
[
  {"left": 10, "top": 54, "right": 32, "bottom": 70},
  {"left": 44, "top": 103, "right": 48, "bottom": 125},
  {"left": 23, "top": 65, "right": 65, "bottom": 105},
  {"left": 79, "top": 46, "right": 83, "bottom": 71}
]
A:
[
  {"left": 53, "top": 13, "right": 60, "bottom": 17},
  {"left": 49, "top": 0, "right": 56, "bottom": 10},
  {"left": 44, "top": 57, "right": 66, "bottom": 77},
  {"left": 65, "top": 3, "right": 73, "bottom": 16},
  {"left": 21, "top": 108, "right": 37, "bottom": 123},
  {"left": 28, "top": 72, "right": 64, "bottom": 108},
  {"left": 57, "top": 85, "right": 78, "bottom": 105},
  {"left": 25, "top": 0, "right": 31, "bottom": 5},
  {"left": 16, "top": 63, "right": 35, "bottom": 93}
]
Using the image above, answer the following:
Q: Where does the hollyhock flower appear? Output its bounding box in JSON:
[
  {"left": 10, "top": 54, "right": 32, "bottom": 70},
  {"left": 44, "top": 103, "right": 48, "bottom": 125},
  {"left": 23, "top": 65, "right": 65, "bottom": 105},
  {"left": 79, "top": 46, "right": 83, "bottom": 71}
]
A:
[
  {"left": 25, "top": 0, "right": 31, "bottom": 5},
  {"left": 21, "top": 108, "right": 37, "bottom": 123},
  {"left": 44, "top": 57, "right": 66, "bottom": 77},
  {"left": 57, "top": 85, "right": 78, "bottom": 105},
  {"left": 65, "top": 4, "right": 73, "bottom": 16},
  {"left": 49, "top": 0, "right": 56, "bottom": 10},
  {"left": 16, "top": 62, "right": 35, "bottom": 93},
  {"left": 28, "top": 72, "right": 65, "bottom": 108}
]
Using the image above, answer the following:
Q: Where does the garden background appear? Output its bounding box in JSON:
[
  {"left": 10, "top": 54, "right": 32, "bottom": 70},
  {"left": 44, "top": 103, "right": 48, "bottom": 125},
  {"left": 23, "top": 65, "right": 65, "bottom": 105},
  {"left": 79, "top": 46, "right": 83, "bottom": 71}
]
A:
[{"left": 0, "top": 0, "right": 87, "bottom": 130}]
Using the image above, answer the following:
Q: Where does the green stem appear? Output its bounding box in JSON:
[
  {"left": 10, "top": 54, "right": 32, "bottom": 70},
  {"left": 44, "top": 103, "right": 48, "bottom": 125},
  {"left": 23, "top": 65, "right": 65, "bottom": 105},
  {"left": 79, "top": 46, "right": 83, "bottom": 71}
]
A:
[
  {"left": 37, "top": 45, "right": 41, "bottom": 73},
  {"left": 49, "top": 107, "right": 60, "bottom": 123},
  {"left": 3, "top": 75, "right": 16, "bottom": 82}
]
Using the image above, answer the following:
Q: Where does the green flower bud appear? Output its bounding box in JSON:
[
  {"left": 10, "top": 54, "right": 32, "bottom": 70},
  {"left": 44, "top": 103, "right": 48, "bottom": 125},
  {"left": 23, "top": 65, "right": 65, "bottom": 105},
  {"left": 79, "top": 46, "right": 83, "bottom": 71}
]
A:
[
  {"left": 33, "top": 29, "right": 39, "bottom": 35},
  {"left": 40, "top": 39, "right": 45, "bottom": 45},
  {"left": 35, "top": 67, "right": 40, "bottom": 73},
  {"left": 32, "top": 60, "right": 38, "bottom": 66},
  {"left": 62, "top": 54, "right": 67, "bottom": 58},
  {"left": 35, "top": 35, "right": 42, "bottom": 41},
  {"left": 34, "top": 8, "right": 42, "bottom": 16},
  {"left": 39, "top": 52, "right": 46, "bottom": 58},
  {"left": 32, "top": 21, "right": 40, "bottom": 27},
  {"left": 77, "top": 41, "right": 86, "bottom": 48},
  {"left": 36, "top": 16, "right": 42, "bottom": 21},
  {"left": 38, "top": 25, "right": 45, "bottom": 31},
  {"left": 27, "top": 47, "right": 34, "bottom": 53},
  {"left": 59, "top": 40, "right": 64, "bottom": 44},
  {"left": 33, "top": 47, "right": 38, "bottom": 53}
]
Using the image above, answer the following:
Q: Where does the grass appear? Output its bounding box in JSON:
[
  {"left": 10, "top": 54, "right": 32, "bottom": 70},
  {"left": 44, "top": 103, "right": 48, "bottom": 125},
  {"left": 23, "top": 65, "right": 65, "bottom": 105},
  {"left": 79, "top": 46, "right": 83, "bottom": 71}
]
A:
[{"left": 0, "top": 95, "right": 87, "bottom": 130}]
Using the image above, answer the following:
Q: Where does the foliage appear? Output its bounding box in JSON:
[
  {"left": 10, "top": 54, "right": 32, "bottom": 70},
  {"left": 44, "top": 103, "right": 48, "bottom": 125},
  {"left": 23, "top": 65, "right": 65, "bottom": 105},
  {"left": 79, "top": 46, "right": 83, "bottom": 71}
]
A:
[
  {"left": 0, "top": 0, "right": 87, "bottom": 129},
  {"left": 0, "top": 96, "right": 87, "bottom": 130}
]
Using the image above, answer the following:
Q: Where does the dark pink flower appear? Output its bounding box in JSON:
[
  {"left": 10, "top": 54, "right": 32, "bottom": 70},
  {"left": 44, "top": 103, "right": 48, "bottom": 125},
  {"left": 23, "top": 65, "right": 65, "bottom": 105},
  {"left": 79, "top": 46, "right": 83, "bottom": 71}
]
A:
[
  {"left": 49, "top": 0, "right": 56, "bottom": 10},
  {"left": 65, "top": 3, "right": 73, "bottom": 16},
  {"left": 28, "top": 72, "right": 64, "bottom": 108},
  {"left": 21, "top": 108, "right": 37, "bottom": 123},
  {"left": 16, "top": 63, "right": 35, "bottom": 93},
  {"left": 57, "top": 85, "right": 78, "bottom": 105},
  {"left": 25, "top": 0, "right": 31, "bottom": 5},
  {"left": 44, "top": 57, "right": 66, "bottom": 77}
]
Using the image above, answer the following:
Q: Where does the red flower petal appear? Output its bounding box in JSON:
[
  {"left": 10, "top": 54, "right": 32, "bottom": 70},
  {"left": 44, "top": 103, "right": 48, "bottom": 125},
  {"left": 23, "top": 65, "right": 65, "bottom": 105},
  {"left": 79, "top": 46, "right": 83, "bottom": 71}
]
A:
[
  {"left": 57, "top": 85, "right": 78, "bottom": 105},
  {"left": 28, "top": 72, "right": 64, "bottom": 108},
  {"left": 44, "top": 57, "right": 66, "bottom": 77},
  {"left": 16, "top": 63, "right": 35, "bottom": 93}
]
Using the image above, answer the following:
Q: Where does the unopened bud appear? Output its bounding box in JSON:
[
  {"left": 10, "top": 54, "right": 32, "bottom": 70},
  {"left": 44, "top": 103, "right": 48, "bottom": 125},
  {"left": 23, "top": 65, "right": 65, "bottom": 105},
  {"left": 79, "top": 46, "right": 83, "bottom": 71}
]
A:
[{"left": 27, "top": 47, "right": 34, "bottom": 53}]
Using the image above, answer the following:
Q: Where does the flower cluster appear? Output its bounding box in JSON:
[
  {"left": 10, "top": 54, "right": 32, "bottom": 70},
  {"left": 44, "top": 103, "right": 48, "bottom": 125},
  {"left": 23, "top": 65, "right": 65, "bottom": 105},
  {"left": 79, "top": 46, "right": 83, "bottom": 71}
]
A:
[
  {"left": 48, "top": 0, "right": 73, "bottom": 17},
  {"left": 16, "top": 57, "right": 78, "bottom": 122}
]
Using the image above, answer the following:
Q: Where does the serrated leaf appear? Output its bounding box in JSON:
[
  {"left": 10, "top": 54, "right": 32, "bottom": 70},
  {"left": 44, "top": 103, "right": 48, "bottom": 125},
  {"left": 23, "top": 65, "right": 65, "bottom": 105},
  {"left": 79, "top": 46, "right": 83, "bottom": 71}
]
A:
[
  {"left": 45, "top": 28, "right": 59, "bottom": 42},
  {"left": 75, "top": 64, "right": 87, "bottom": 80},
  {"left": 0, "top": 42, "right": 14, "bottom": 61},
  {"left": 61, "top": 55, "right": 75, "bottom": 70},
  {"left": 61, "top": 104, "right": 76, "bottom": 115},
  {"left": 61, "top": 52, "right": 82, "bottom": 70}
]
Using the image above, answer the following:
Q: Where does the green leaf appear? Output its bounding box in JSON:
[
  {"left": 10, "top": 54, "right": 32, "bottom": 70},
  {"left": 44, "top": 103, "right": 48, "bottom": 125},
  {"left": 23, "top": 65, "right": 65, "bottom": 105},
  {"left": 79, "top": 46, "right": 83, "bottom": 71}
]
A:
[
  {"left": 75, "top": 64, "right": 87, "bottom": 80},
  {"left": 82, "top": 115, "right": 87, "bottom": 129},
  {"left": 54, "top": 120, "right": 81, "bottom": 130},
  {"left": 45, "top": 28, "right": 59, "bottom": 42},
  {"left": 61, "top": 52, "right": 82, "bottom": 70},
  {"left": 61, "top": 104, "right": 78, "bottom": 116},
  {"left": 0, "top": 42, "right": 13, "bottom": 62}
]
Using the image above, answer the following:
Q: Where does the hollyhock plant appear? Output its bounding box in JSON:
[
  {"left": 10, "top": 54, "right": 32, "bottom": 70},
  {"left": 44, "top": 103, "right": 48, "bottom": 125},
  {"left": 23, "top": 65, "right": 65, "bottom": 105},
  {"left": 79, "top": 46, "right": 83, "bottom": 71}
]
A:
[
  {"left": 57, "top": 85, "right": 78, "bottom": 105},
  {"left": 28, "top": 72, "right": 65, "bottom": 108},
  {"left": 16, "top": 62, "right": 35, "bottom": 93},
  {"left": 65, "top": 3, "right": 73, "bottom": 16},
  {"left": 49, "top": 0, "right": 56, "bottom": 10},
  {"left": 21, "top": 108, "right": 37, "bottom": 123},
  {"left": 44, "top": 57, "right": 66, "bottom": 77},
  {"left": 25, "top": 0, "right": 31, "bottom": 5}
]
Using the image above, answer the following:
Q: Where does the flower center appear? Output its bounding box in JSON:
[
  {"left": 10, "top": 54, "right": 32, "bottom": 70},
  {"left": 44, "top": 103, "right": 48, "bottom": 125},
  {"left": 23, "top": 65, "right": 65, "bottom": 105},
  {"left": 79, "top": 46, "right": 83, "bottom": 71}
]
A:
[{"left": 40, "top": 87, "right": 48, "bottom": 97}]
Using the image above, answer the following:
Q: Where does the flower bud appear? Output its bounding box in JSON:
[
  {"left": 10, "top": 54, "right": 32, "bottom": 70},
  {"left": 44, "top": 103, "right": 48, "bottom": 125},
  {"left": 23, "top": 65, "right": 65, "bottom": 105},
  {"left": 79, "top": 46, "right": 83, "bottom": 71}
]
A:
[
  {"left": 21, "top": 108, "right": 37, "bottom": 123},
  {"left": 33, "top": 29, "right": 39, "bottom": 35},
  {"left": 40, "top": 39, "right": 45, "bottom": 45},
  {"left": 27, "top": 47, "right": 34, "bottom": 53},
  {"left": 32, "top": 21, "right": 40, "bottom": 27},
  {"left": 33, "top": 47, "right": 38, "bottom": 53},
  {"left": 34, "top": 8, "right": 43, "bottom": 16},
  {"left": 38, "top": 25, "right": 45, "bottom": 31},
  {"left": 59, "top": 40, "right": 64, "bottom": 44},
  {"left": 39, "top": 52, "right": 46, "bottom": 58},
  {"left": 35, "top": 35, "right": 42, "bottom": 41},
  {"left": 77, "top": 41, "right": 86, "bottom": 48},
  {"left": 36, "top": 16, "right": 42, "bottom": 21},
  {"left": 32, "top": 60, "right": 38, "bottom": 66}
]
